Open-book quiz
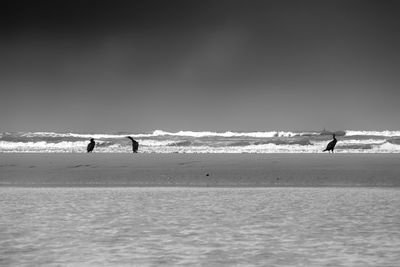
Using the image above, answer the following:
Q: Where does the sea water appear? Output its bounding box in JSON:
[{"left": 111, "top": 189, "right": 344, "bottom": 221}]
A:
[
  {"left": 1, "top": 187, "right": 399, "bottom": 266},
  {"left": 1, "top": 129, "right": 400, "bottom": 153}
]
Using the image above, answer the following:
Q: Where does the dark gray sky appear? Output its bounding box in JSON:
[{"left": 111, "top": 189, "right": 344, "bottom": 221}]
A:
[{"left": 1, "top": 0, "right": 399, "bottom": 132}]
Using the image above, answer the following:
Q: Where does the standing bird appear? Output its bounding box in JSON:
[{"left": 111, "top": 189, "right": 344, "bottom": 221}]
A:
[
  {"left": 87, "top": 138, "right": 95, "bottom": 153},
  {"left": 323, "top": 134, "right": 337, "bottom": 153},
  {"left": 126, "top": 136, "right": 139, "bottom": 153}
]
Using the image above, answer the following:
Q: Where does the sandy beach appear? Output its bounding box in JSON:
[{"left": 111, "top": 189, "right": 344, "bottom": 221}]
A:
[{"left": 1, "top": 153, "right": 399, "bottom": 187}]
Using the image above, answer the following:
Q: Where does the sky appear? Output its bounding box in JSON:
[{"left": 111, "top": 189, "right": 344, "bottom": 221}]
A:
[{"left": 1, "top": 0, "right": 399, "bottom": 132}]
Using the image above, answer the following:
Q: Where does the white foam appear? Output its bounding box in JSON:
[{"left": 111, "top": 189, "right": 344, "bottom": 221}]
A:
[
  {"left": 137, "top": 140, "right": 177, "bottom": 147},
  {"left": 373, "top": 142, "right": 400, "bottom": 152},
  {"left": 152, "top": 130, "right": 280, "bottom": 138},
  {"left": 21, "top": 132, "right": 136, "bottom": 139},
  {"left": 345, "top": 130, "right": 400, "bottom": 137},
  {"left": 312, "top": 139, "right": 386, "bottom": 146}
]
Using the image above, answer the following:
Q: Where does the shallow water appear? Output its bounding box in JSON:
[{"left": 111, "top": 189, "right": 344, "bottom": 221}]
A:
[{"left": 1, "top": 187, "right": 400, "bottom": 266}]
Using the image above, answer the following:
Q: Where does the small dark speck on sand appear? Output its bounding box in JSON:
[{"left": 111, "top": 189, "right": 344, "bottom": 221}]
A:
[
  {"left": 70, "top": 164, "right": 91, "bottom": 168},
  {"left": 206, "top": 173, "right": 210, "bottom": 176}
]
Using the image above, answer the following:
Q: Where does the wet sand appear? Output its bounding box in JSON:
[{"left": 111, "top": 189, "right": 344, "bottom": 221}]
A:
[{"left": 0, "top": 153, "right": 399, "bottom": 187}]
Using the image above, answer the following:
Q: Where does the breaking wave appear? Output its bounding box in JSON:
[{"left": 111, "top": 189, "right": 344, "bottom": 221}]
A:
[
  {"left": 1, "top": 130, "right": 400, "bottom": 153},
  {"left": 388, "top": 138, "right": 400, "bottom": 145},
  {"left": 151, "top": 130, "right": 312, "bottom": 138},
  {"left": 345, "top": 130, "right": 400, "bottom": 137}
]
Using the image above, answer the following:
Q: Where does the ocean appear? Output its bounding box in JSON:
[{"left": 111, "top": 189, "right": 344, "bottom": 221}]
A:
[
  {"left": 1, "top": 187, "right": 399, "bottom": 266},
  {"left": 1, "top": 130, "right": 400, "bottom": 153}
]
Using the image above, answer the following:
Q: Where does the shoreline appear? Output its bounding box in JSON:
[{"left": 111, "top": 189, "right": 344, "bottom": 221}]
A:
[{"left": 1, "top": 153, "right": 399, "bottom": 187}]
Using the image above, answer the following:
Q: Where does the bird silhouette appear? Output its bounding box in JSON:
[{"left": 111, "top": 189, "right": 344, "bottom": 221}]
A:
[
  {"left": 126, "top": 136, "right": 139, "bottom": 153},
  {"left": 323, "top": 134, "right": 337, "bottom": 153},
  {"left": 87, "top": 138, "right": 95, "bottom": 153}
]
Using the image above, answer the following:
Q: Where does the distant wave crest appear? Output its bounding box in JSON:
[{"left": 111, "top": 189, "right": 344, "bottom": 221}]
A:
[
  {"left": 345, "top": 130, "right": 400, "bottom": 137},
  {"left": 151, "top": 130, "right": 319, "bottom": 138}
]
